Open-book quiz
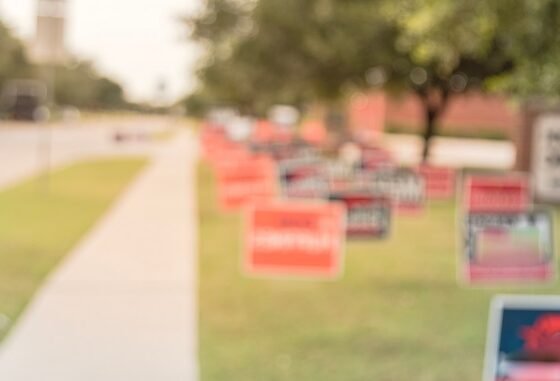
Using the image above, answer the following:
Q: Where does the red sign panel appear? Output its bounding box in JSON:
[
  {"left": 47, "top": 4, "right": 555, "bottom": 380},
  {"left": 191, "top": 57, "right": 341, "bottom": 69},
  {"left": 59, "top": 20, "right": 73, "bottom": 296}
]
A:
[
  {"left": 202, "top": 133, "right": 250, "bottom": 166},
  {"left": 464, "top": 175, "right": 531, "bottom": 213},
  {"left": 419, "top": 166, "right": 456, "bottom": 200},
  {"left": 251, "top": 119, "right": 293, "bottom": 144},
  {"left": 361, "top": 147, "right": 394, "bottom": 170},
  {"left": 245, "top": 201, "right": 346, "bottom": 278},
  {"left": 300, "top": 120, "right": 328, "bottom": 146},
  {"left": 216, "top": 156, "right": 277, "bottom": 210}
]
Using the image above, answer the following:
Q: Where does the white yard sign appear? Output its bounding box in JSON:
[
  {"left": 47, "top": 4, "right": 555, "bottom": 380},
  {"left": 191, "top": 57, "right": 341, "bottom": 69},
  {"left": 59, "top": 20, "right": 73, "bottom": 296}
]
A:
[{"left": 533, "top": 114, "right": 560, "bottom": 202}]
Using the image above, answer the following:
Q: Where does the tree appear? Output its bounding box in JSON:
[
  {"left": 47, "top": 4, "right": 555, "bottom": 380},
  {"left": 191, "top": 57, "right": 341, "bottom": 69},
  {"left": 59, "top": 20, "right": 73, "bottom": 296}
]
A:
[
  {"left": 187, "top": 0, "right": 396, "bottom": 126},
  {"left": 486, "top": 1, "right": 560, "bottom": 99},
  {"left": 380, "top": 0, "right": 520, "bottom": 160},
  {"left": 0, "top": 20, "right": 34, "bottom": 89},
  {"left": 187, "top": 0, "right": 558, "bottom": 161},
  {"left": 53, "top": 61, "right": 127, "bottom": 109}
]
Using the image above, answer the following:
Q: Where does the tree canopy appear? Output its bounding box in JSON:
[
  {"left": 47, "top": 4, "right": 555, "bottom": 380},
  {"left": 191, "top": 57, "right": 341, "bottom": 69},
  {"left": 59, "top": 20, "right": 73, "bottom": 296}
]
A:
[
  {"left": 0, "top": 21, "right": 34, "bottom": 89},
  {"left": 187, "top": 0, "right": 560, "bottom": 158},
  {"left": 0, "top": 19, "right": 128, "bottom": 112}
]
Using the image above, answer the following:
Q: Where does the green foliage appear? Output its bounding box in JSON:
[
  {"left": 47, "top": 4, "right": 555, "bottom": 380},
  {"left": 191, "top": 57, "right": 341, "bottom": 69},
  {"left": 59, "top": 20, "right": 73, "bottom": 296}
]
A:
[
  {"left": 185, "top": 1, "right": 516, "bottom": 115},
  {"left": 53, "top": 61, "right": 127, "bottom": 109},
  {"left": 0, "top": 19, "right": 127, "bottom": 111},
  {"left": 0, "top": 21, "right": 34, "bottom": 88},
  {"left": 186, "top": 0, "right": 560, "bottom": 156},
  {"left": 488, "top": 1, "right": 560, "bottom": 98},
  {"left": 187, "top": 0, "right": 396, "bottom": 115}
]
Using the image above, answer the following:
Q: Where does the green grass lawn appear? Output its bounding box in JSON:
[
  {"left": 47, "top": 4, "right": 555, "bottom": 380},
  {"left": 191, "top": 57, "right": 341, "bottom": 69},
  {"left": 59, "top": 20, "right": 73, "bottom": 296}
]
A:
[
  {"left": 198, "top": 163, "right": 560, "bottom": 381},
  {"left": 0, "top": 158, "right": 146, "bottom": 341}
]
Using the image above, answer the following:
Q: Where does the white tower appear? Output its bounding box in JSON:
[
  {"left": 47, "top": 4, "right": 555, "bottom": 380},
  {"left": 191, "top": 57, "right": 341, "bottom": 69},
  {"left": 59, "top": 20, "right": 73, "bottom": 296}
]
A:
[{"left": 33, "top": 0, "right": 67, "bottom": 64}]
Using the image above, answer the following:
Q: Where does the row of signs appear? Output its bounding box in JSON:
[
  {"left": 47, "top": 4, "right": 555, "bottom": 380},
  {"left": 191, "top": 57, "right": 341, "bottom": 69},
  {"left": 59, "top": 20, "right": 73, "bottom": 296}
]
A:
[
  {"left": 202, "top": 117, "right": 560, "bottom": 381},
  {"left": 204, "top": 126, "right": 455, "bottom": 209},
  {"left": 202, "top": 123, "right": 557, "bottom": 284}
]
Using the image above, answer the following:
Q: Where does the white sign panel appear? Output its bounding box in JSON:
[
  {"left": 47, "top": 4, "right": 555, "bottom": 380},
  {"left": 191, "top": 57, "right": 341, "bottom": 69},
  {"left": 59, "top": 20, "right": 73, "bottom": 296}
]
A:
[{"left": 533, "top": 114, "right": 560, "bottom": 202}]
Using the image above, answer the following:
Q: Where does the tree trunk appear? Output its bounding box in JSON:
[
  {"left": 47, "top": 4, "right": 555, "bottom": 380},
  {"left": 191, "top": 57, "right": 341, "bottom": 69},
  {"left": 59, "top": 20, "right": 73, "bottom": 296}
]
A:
[
  {"left": 421, "top": 107, "right": 437, "bottom": 163},
  {"left": 324, "top": 106, "right": 347, "bottom": 133},
  {"left": 323, "top": 103, "right": 349, "bottom": 147},
  {"left": 417, "top": 87, "right": 450, "bottom": 164}
]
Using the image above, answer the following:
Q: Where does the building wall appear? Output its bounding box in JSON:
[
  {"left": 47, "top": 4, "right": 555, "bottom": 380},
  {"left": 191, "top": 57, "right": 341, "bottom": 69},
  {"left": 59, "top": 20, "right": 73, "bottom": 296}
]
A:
[
  {"left": 388, "top": 92, "right": 519, "bottom": 135},
  {"left": 350, "top": 91, "right": 521, "bottom": 139}
]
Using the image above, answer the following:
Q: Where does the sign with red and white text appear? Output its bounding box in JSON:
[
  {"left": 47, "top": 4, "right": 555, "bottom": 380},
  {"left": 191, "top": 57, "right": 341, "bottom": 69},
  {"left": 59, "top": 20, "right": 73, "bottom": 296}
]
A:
[
  {"left": 419, "top": 166, "right": 456, "bottom": 200},
  {"left": 245, "top": 201, "right": 346, "bottom": 279},
  {"left": 216, "top": 155, "right": 277, "bottom": 210},
  {"left": 360, "top": 168, "right": 425, "bottom": 213},
  {"left": 464, "top": 175, "right": 531, "bottom": 213},
  {"left": 360, "top": 146, "right": 394, "bottom": 170},
  {"left": 279, "top": 158, "right": 329, "bottom": 199}
]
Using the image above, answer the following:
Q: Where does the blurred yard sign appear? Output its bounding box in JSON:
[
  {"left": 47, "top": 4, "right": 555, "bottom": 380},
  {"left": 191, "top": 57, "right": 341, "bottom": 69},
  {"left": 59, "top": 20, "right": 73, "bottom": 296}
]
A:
[
  {"left": 484, "top": 296, "right": 560, "bottom": 381},
  {"left": 363, "top": 168, "right": 426, "bottom": 212},
  {"left": 300, "top": 120, "right": 328, "bottom": 146},
  {"left": 251, "top": 119, "right": 293, "bottom": 144},
  {"left": 360, "top": 146, "right": 394, "bottom": 170},
  {"left": 459, "top": 174, "right": 554, "bottom": 285},
  {"left": 250, "top": 140, "right": 317, "bottom": 162},
  {"left": 327, "top": 161, "right": 360, "bottom": 194},
  {"left": 216, "top": 155, "right": 277, "bottom": 210},
  {"left": 464, "top": 175, "right": 531, "bottom": 213},
  {"left": 225, "top": 116, "right": 254, "bottom": 142},
  {"left": 279, "top": 158, "right": 329, "bottom": 199},
  {"left": 532, "top": 114, "right": 560, "bottom": 203},
  {"left": 419, "top": 166, "right": 456, "bottom": 200},
  {"left": 201, "top": 132, "right": 250, "bottom": 165},
  {"left": 244, "top": 201, "right": 346, "bottom": 279},
  {"left": 329, "top": 192, "right": 391, "bottom": 239},
  {"left": 207, "top": 107, "right": 237, "bottom": 127},
  {"left": 33, "top": 0, "right": 67, "bottom": 64},
  {"left": 268, "top": 105, "right": 300, "bottom": 129},
  {"left": 462, "top": 210, "right": 555, "bottom": 285}
]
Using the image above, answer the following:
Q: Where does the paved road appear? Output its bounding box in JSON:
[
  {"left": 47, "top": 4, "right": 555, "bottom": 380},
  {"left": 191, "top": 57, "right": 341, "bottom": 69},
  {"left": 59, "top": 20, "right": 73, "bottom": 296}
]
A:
[
  {"left": 0, "top": 130, "right": 199, "bottom": 380},
  {"left": 0, "top": 117, "right": 172, "bottom": 189}
]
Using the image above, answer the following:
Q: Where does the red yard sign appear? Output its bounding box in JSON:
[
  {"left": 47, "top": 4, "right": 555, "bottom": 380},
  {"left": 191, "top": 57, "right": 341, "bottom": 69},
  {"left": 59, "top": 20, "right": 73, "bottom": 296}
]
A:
[
  {"left": 360, "top": 146, "right": 394, "bottom": 170},
  {"left": 216, "top": 155, "right": 277, "bottom": 210},
  {"left": 251, "top": 119, "right": 293, "bottom": 144},
  {"left": 200, "top": 128, "right": 251, "bottom": 166},
  {"left": 419, "top": 166, "right": 456, "bottom": 200},
  {"left": 464, "top": 175, "right": 531, "bottom": 212},
  {"left": 200, "top": 127, "right": 226, "bottom": 161},
  {"left": 300, "top": 120, "right": 328, "bottom": 146},
  {"left": 245, "top": 201, "right": 346, "bottom": 279}
]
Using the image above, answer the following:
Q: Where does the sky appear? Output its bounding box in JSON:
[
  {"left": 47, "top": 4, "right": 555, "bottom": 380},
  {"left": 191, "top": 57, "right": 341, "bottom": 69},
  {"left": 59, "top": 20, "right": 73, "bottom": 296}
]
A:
[{"left": 0, "top": 0, "right": 203, "bottom": 104}]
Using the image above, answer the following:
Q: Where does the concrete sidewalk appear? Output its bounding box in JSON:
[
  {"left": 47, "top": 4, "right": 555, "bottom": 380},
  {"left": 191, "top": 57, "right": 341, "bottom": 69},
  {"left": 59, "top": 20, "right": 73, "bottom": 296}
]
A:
[{"left": 0, "top": 131, "right": 198, "bottom": 380}]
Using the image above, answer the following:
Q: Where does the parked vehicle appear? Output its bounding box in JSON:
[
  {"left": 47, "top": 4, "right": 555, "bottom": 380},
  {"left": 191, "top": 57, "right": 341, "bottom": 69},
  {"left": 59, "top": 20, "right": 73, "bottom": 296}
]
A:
[{"left": 0, "top": 80, "right": 47, "bottom": 121}]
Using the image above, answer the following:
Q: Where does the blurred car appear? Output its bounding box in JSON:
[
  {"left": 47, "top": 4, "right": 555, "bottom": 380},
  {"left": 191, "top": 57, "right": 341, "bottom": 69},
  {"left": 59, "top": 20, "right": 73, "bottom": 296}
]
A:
[{"left": 0, "top": 80, "right": 47, "bottom": 121}]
